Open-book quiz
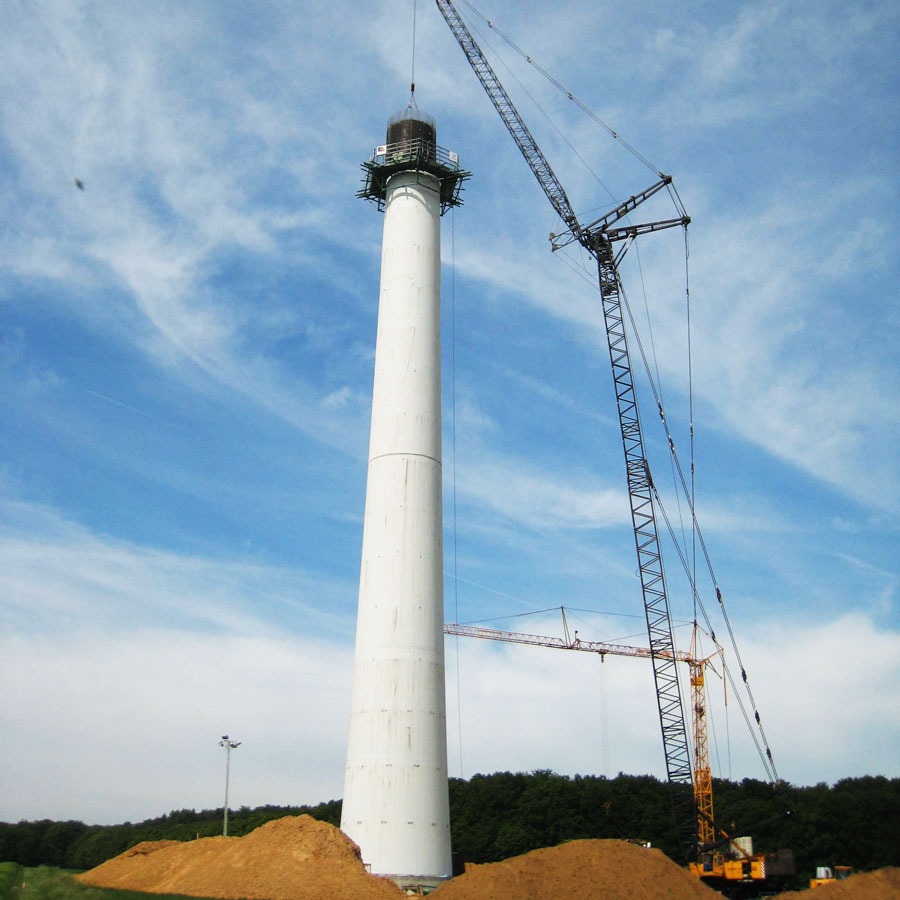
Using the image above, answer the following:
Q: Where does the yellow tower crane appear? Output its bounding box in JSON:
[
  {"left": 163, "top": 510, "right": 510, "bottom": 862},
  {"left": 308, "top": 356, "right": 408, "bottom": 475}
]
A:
[
  {"left": 444, "top": 609, "right": 714, "bottom": 845},
  {"left": 445, "top": 611, "right": 795, "bottom": 895}
]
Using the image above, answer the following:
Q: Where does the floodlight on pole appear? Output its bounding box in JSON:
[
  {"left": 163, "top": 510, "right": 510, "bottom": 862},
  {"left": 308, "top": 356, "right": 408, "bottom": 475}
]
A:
[{"left": 218, "top": 734, "right": 241, "bottom": 836}]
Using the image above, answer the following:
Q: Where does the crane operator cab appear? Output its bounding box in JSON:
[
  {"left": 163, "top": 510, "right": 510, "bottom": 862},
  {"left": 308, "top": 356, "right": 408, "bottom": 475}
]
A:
[{"left": 810, "top": 865, "right": 852, "bottom": 888}]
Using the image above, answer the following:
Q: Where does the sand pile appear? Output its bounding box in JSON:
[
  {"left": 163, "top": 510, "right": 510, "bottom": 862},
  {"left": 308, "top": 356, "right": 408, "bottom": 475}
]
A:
[
  {"left": 75, "top": 815, "right": 404, "bottom": 900},
  {"left": 772, "top": 867, "right": 900, "bottom": 899},
  {"left": 77, "top": 822, "right": 721, "bottom": 900},
  {"left": 429, "top": 839, "right": 720, "bottom": 900},
  {"left": 76, "top": 816, "right": 900, "bottom": 900}
]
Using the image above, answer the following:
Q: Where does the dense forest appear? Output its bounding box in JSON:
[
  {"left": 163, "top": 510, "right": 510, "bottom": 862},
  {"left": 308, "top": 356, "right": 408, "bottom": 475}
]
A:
[{"left": 1, "top": 772, "right": 898, "bottom": 888}]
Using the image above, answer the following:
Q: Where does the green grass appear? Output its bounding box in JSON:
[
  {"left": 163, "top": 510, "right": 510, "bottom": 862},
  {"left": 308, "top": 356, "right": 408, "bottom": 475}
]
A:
[
  {"left": 0, "top": 865, "right": 237, "bottom": 900},
  {"left": 0, "top": 862, "right": 22, "bottom": 899}
]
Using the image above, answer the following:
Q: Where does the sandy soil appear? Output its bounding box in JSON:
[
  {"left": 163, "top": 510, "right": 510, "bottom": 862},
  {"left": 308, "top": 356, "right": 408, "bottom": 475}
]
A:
[{"left": 75, "top": 815, "right": 900, "bottom": 899}]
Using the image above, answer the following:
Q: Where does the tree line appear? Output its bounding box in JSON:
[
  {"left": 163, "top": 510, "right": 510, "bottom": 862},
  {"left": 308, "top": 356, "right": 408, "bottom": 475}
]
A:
[{"left": 1, "top": 773, "right": 897, "bottom": 885}]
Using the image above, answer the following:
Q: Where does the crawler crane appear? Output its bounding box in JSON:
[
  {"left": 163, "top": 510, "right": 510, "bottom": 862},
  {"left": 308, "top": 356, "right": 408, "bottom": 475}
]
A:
[{"left": 436, "top": 0, "right": 787, "bottom": 881}]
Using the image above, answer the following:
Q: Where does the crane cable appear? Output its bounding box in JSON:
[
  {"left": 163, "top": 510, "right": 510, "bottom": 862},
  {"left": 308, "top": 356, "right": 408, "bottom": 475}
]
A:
[
  {"left": 616, "top": 267, "right": 779, "bottom": 781},
  {"left": 460, "top": 6, "right": 618, "bottom": 204},
  {"left": 450, "top": 206, "right": 464, "bottom": 780},
  {"left": 410, "top": 0, "right": 418, "bottom": 104},
  {"left": 435, "top": 0, "right": 462, "bottom": 776},
  {"left": 648, "top": 474, "right": 777, "bottom": 782},
  {"left": 686, "top": 226, "right": 697, "bottom": 626},
  {"left": 553, "top": 219, "right": 777, "bottom": 785},
  {"left": 634, "top": 238, "right": 693, "bottom": 576},
  {"left": 457, "top": 0, "right": 663, "bottom": 178}
]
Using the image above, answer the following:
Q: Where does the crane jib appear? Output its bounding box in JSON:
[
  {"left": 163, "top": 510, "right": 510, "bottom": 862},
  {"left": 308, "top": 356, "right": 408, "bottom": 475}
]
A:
[{"left": 434, "top": 0, "right": 579, "bottom": 232}]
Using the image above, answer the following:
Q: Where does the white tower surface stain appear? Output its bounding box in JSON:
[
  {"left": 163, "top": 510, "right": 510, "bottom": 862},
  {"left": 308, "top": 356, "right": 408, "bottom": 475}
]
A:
[{"left": 341, "top": 110, "right": 469, "bottom": 889}]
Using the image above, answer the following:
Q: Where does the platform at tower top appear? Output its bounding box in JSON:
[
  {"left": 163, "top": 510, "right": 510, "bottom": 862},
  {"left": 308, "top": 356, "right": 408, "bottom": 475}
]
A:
[{"left": 357, "top": 113, "right": 471, "bottom": 214}]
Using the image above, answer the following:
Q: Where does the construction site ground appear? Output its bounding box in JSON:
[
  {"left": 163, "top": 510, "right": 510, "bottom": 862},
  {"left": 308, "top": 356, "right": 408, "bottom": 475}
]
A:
[{"left": 76, "top": 815, "right": 900, "bottom": 900}]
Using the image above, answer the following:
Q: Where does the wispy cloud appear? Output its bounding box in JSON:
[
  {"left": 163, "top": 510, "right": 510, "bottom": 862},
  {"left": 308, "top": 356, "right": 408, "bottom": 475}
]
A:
[
  {"left": 0, "top": 498, "right": 354, "bottom": 638},
  {"left": 461, "top": 459, "right": 626, "bottom": 531}
]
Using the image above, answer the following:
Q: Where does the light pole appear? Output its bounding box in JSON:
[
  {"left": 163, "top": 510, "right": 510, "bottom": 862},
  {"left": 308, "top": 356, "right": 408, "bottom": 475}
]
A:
[{"left": 218, "top": 735, "right": 241, "bottom": 836}]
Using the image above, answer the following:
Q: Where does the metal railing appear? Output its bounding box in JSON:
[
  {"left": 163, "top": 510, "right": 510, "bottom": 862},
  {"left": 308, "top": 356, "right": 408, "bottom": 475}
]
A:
[{"left": 370, "top": 137, "right": 461, "bottom": 171}]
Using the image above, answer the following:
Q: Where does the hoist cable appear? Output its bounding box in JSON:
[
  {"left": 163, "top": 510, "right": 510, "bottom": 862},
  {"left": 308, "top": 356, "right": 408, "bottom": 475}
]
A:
[
  {"left": 618, "top": 271, "right": 778, "bottom": 781},
  {"left": 450, "top": 206, "right": 464, "bottom": 779},
  {"left": 708, "top": 663, "right": 724, "bottom": 778},
  {"left": 410, "top": 0, "right": 418, "bottom": 102},
  {"left": 685, "top": 225, "right": 697, "bottom": 625},
  {"left": 649, "top": 482, "right": 776, "bottom": 781},
  {"left": 634, "top": 242, "right": 692, "bottom": 570}
]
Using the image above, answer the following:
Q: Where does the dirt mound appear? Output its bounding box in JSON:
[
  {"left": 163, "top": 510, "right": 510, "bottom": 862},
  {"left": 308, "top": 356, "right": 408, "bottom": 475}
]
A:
[
  {"left": 76, "top": 819, "right": 900, "bottom": 900},
  {"left": 772, "top": 866, "right": 900, "bottom": 899},
  {"left": 75, "top": 815, "right": 404, "bottom": 900},
  {"left": 429, "top": 839, "right": 720, "bottom": 900}
]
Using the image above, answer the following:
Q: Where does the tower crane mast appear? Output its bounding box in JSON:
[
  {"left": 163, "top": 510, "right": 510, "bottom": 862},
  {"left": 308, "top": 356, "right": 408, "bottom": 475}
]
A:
[{"left": 435, "top": 0, "right": 695, "bottom": 855}]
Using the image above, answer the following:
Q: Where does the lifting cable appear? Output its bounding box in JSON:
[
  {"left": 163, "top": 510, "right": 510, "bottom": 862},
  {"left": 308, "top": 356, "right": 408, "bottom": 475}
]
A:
[
  {"left": 617, "top": 270, "right": 779, "bottom": 781},
  {"left": 450, "top": 206, "right": 464, "bottom": 779},
  {"left": 685, "top": 224, "right": 697, "bottom": 626},
  {"left": 410, "top": 0, "right": 418, "bottom": 104},
  {"left": 634, "top": 238, "right": 692, "bottom": 571},
  {"left": 649, "top": 474, "right": 777, "bottom": 782},
  {"left": 423, "top": 0, "right": 465, "bottom": 779}
]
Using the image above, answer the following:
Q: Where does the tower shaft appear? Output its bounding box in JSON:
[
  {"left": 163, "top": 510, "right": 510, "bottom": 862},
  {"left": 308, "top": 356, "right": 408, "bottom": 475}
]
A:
[{"left": 341, "top": 167, "right": 451, "bottom": 883}]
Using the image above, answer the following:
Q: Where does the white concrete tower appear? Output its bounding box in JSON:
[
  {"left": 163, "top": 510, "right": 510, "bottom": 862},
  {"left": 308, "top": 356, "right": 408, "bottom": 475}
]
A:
[{"left": 341, "top": 110, "right": 469, "bottom": 890}]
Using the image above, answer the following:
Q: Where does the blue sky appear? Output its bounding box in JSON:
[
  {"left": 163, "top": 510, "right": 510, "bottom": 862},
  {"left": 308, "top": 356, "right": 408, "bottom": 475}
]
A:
[{"left": 1, "top": 0, "right": 898, "bottom": 825}]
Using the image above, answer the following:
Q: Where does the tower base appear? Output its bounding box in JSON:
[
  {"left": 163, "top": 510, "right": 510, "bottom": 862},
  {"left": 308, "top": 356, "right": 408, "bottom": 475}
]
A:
[{"left": 389, "top": 873, "right": 449, "bottom": 894}]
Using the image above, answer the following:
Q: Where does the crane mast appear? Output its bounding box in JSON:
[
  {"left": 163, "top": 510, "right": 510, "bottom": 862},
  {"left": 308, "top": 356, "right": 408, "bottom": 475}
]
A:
[
  {"left": 435, "top": 0, "right": 696, "bottom": 856},
  {"left": 688, "top": 625, "right": 716, "bottom": 850}
]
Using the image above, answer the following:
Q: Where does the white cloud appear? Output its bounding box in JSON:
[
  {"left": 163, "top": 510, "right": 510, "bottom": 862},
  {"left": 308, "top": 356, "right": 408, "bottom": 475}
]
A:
[
  {"left": 0, "top": 628, "right": 353, "bottom": 824},
  {"left": 737, "top": 614, "right": 900, "bottom": 783},
  {"left": 460, "top": 458, "right": 627, "bottom": 531},
  {"left": 0, "top": 499, "right": 353, "bottom": 638},
  {"left": 322, "top": 386, "right": 353, "bottom": 409},
  {"left": 0, "top": 494, "right": 896, "bottom": 825}
]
